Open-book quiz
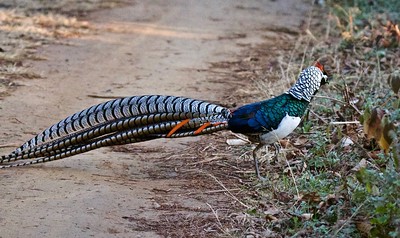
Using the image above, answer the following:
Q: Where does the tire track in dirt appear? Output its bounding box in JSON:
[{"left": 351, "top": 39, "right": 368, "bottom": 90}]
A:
[{"left": 0, "top": 1, "right": 311, "bottom": 237}]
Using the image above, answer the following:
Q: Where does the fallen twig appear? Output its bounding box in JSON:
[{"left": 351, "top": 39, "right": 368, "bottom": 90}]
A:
[
  {"left": 309, "top": 109, "right": 329, "bottom": 124},
  {"left": 329, "top": 121, "right": 360, "bottom": 125},
  {"left": 87, "top": 94, "right": 125, "bottom": 99},
  {"left": 0, "top": 143, "right": 19, "bottom": 149},
  {"left": 190, "top": 156, "right": 225, "bottom": 165},
  {"left": 207, "top": 173, "right": 250, "bottom": 209}
]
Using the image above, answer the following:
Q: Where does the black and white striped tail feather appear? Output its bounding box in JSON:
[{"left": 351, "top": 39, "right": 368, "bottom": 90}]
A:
[
  {"left": 14, "top": 95, "right": 228, "bottom": 154},
  {"left": 4, "top": 112, "right": 195, "bottom": 160},
  {"left": 1, "top": 112, "right": 229, "bottom": 162},
  {"left": 0, "top": 137, "right": 153, "bottom": 169},
  {"left": 0, "top": 118, "right": 229, "bottom": 168},
  {"left": 1, "top": 95, "right": 230, "bottom": 168}
]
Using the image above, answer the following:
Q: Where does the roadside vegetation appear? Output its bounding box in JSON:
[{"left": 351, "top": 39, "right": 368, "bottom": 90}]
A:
[{"left": 225, "top": 1, "right": 400, "bottom": 237}]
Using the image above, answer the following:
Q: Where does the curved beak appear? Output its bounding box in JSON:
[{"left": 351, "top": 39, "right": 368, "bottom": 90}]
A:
[{"left": 321, "top": 74, "right": 330, "bottom": 85}]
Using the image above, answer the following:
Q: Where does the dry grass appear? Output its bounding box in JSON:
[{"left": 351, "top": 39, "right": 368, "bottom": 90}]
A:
[
  {"left": 0, "top": 0, "right": 126, "bottom": 88},
  {"left": 0, "top": 1, "right": 398, "bottom": 237},
  {"left": 0, "top": 0, "right": 127, "bottom": 15},
  {"left": 0, "top": 8, "right": 93, "bottom": 95},
  {"left": 200, "top": 1, "right": 400, "bottom": 237},
  {"left": 0, "top": 0, "right": 127, "bottom": 94}
]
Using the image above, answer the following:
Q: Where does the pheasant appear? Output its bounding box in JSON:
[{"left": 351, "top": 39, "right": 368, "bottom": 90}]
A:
[{"left": 0, "top": 62, "right": 329, "bottom": 178}]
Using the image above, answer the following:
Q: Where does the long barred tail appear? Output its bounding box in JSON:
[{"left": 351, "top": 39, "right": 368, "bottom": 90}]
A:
[{"left": 0, "top": 95, "right": 231, "bottom": 168}]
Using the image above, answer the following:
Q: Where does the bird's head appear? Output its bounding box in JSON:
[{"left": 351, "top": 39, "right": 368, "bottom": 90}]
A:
[
  {"left": 286, "top": 61, "right": 329, "bottom": 102},
  {"left": 314, "top": 61, "right": 329, "bottom": 85}
]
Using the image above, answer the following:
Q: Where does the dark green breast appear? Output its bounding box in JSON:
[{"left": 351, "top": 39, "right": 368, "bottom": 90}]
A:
[{"left": 228, "top": 93, "right": 309, "bottom": 134}]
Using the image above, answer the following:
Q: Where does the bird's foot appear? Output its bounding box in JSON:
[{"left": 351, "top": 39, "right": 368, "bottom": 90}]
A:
[
  {"left": 253, "top": 144, "right": 269, "bottom": 181},
  {"left": 252, "top": 142, "right": 282, "bottom": 181},
  {"left": 272, "top": 142, "right": 281, "bottom": 159},
  {"left": 257, "top": 172, "right": 269, "bottom": 182},
  {"left": 253, "top": 156, "right": 268, "bottom": 181}
]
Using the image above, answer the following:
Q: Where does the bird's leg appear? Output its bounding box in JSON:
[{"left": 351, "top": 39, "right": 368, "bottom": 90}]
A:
[
  {"left": 252, "top": 143, "right": 268, "bottom": 181},
  {"left": 273, "top": 142, "right": 281, "bottom": 158}
]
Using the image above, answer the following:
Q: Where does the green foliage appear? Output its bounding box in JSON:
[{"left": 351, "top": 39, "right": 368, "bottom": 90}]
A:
[
  {"left": 326, "top": 3, "right": 400, "bottom": 235},
  {"left": 329, "top": 0, "right": 400, "bottom": 21},
  {"left": 354, "top": 167, "right": 400, "bottom": 237},
  {"left": 302, "top": 120, "right": 313, "bottom": 133},
  {"left": 234, "top": 1, "right": 400, "bottom": 237}
]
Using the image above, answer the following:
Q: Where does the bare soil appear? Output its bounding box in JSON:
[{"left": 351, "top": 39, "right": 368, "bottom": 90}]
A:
[{"left": 0, "top": 1, "right": 312, "bottom": 237}]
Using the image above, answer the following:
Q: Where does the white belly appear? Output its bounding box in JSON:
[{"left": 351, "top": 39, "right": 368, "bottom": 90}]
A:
[{"left": 259, "top": 113, "right": 301, "bottom": 144}]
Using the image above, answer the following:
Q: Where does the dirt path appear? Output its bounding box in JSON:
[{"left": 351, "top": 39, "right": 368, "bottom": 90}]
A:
[{"left": 0, "top": 1, "right": 311, "bottom": 237}]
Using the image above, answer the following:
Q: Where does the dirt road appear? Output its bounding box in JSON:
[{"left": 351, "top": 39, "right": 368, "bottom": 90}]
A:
[{"left": 0, "top": 1, "right": 311, "bottom": 237}]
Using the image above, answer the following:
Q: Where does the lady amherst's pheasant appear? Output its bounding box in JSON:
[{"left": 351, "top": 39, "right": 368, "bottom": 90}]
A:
[{"left": 0, "top": 62, "right": 329, "bottom": 178}]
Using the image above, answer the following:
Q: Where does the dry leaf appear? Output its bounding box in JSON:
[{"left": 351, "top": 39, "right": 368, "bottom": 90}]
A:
[
  {"left": 356, "top": 221, "right": 372, "bottom": 236},
  {"left": 385, "top": 21, "right": 400, "bottom": 44},
  {"left": 340, "top": 137, "right": 354, "bottom": 147},
  {"left": 341, "top": 31, "right": 352, "bottom": 40},
  {"left": 387, "top": 70, "right": 400, "bottom": 94},
  {"left": 226, "top": 139, "right": 248, "bottom": 146},
  {"left": 362, "top": 107, "right": 395, "bottom": 153},
  {"left": 299, "top": 192, "right": 321, "bottom": 202},
  {"left": 300, "top": 213, "right": 313, "bottom": 220},
  {"left": 351, "top": 158, "right": 368, "bottom": 172},
  {"left": 378, "top": 116, "right": 395, "bottom": 154},
  {"left": 362, "top": 107, "right": 385, "bottom": 139},
  {"left": 265, "top": 214, "right": 278, "bottom": 221},
  {"left": 393, "top": 140, "right": 400, "bottom": 169}
]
